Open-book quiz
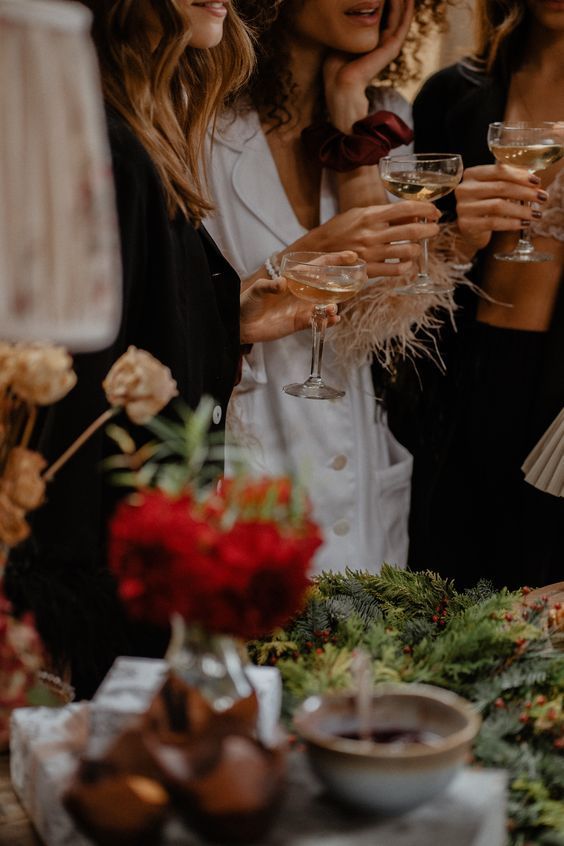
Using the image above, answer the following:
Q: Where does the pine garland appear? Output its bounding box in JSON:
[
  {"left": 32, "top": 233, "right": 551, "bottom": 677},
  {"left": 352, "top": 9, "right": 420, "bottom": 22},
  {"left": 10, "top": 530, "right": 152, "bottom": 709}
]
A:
[{"left": 249, "top": 566, "right": 564, "bottom": 846}]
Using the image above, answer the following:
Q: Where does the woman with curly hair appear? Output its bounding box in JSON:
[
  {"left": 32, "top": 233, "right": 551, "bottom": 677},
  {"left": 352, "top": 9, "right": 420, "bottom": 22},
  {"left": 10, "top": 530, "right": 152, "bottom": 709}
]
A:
[
  {"left": 387, "top": 0, "right": 564, "bottom": 588},
  {"left": 204, "top": 0, "right": 450, "bottom": 574},
  {"left": 8, "top": 0, "right": 334, "bottom": 697}
]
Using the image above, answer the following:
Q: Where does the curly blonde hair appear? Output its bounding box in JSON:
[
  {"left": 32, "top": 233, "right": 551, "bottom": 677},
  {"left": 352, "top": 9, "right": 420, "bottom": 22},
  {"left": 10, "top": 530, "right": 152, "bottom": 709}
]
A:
[
  {"left": 232, "top": 0, "right": 447, "bottom": 126},
  {"left": 84, "top": 0, "right": 254, "bottom": 222}
]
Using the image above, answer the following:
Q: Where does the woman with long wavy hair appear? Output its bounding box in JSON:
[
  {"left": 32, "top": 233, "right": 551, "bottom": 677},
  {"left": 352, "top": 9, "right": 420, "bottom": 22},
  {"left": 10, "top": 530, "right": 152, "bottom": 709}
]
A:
[
  {"left": 387, "top": 0, "right": 564, "bottom": 589},
  {"left": 204, "top": 0, "right": 452, "bottom": 575},
  {"left": 7, "top": 0, "right": 331, "bottom": 697}
]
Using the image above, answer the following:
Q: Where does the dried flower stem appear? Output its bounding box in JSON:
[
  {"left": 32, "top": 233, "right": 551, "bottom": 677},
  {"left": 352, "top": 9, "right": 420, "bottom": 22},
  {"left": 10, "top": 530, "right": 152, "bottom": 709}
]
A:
[
  {"left": 43, "top": 407, "right": 118, "bottom": 483},
  {"left": 20, "top": 405, "right": 37, "bottom": 450}
]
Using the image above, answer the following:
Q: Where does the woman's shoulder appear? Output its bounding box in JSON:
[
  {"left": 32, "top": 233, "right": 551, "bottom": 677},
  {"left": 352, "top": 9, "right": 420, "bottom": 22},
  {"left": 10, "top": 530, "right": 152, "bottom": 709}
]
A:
[
  {"left": 415, "top": 60, "right": 489, "bottom": 107},
  {"left": 105, "top": 107, "right": 159, "bottom": 180}
]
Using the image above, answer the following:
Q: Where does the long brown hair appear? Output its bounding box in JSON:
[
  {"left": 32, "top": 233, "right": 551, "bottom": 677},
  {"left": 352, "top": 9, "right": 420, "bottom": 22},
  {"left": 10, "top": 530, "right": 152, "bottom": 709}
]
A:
[
  {"left": 472, "top": 0, "right": 528, "bottom": 77},
  {"left": 232, "top": 0, "right": 447, "bottom": 128},
  {"left": 83, "top": 0, "right": 254, "bottom": 222}
]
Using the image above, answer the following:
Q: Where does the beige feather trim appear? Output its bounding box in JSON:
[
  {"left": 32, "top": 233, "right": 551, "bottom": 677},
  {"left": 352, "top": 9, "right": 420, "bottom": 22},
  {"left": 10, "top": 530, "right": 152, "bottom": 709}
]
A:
[{"left": 329, "top": 223, "right": 473, "bottom": 370}]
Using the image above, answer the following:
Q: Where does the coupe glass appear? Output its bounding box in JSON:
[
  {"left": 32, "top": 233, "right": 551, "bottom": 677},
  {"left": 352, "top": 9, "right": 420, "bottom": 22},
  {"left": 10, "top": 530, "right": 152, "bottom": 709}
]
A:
[
  {"left": 380, "top": 153, "right": 463, "bottom": 294},
  {"left": 281, "top": 251, "right": 367, "bottom": 400},
  {"left": 487, "top": 121, "right": 564, "bottom": 262}
]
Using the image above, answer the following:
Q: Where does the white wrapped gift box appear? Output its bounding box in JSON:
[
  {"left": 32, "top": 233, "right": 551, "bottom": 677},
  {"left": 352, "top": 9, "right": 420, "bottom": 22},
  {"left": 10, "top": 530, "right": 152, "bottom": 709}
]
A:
[{"left": 9, "top": 658, "right": 283, "bottom": 845}]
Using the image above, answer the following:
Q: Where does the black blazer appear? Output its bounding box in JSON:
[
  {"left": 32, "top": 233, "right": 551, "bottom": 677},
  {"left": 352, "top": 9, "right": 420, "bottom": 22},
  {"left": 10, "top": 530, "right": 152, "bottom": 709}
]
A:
[
  {"left": 411, "top": 62, "right": 564, "bottom": 437},
  {"left": 32, "top": 109, "right": 241, "bottom": 552}
]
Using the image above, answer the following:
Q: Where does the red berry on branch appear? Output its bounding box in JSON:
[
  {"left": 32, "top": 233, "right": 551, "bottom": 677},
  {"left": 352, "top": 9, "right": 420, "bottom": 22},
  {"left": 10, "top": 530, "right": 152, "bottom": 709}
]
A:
[
  {"left": 432, "top": 615, "right": 439, "bottom": 623},
  {"left": 547, "top": 709, "right": 558, "bottom": 721},
  {"left": 521, "top": 586, "right": 532, "bottom": 595},
  {"left": 519, "top": 714, "right": 529, "bottom": 724},
  {"left": 524, "top": 701, "right": 532, "bottom": 710},
  {"left": 315, "top": 647, "right": 324, "bottom": 655},
  {"left": 536, "top": 695, "right": 546, "bottom": 705},
  {"left": 554, "top": 737, "right": 564, "bottom": 750},
  {"left": 505, "top": 613, "right": 514, "bottom": 622},
  {"left": 403, "top": 645, "right": 413, "bottom": 655},
  {"left": 554, "top": 603, "right": 562, "bottom": 611},
  {"left": 495, "top": 698, "right": 505, "bottom": 709}
]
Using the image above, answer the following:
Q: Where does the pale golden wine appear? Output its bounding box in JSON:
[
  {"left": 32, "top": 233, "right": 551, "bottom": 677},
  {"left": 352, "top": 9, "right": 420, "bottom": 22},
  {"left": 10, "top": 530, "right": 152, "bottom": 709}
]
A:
[
  {"left": 286, "top": 271, "right": 360, "bottom": 306},
  {"left": 381, "top": 171, "right": 461, "bottom": 202},
  {"left": 489, "top": 143, "right": 564, "bottom": 172}
]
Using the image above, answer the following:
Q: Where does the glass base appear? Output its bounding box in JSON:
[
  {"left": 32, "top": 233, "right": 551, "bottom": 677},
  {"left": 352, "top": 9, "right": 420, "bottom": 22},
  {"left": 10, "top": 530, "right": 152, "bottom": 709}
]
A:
[
  {"left": 283, "top": 378, "right": 345, "bottom": 400},
  {"left": 395, "top": 276, "right": 455, "bottom": 296},
  {"left": 494, "top": 250, "right": 553, "bottom": 263}
]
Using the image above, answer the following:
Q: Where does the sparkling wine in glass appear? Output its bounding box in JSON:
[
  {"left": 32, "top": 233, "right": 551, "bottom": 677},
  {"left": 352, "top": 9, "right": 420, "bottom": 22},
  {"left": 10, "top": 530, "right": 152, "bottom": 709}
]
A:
[
  {"left": 379, "top": 153, "right": 463, "bottom": 294},
  {"left": 487, "top": 122, "right": 564, "bottom": 263},
  {"left": 281, "top": 251, "right": 367, "bottom": 400}
]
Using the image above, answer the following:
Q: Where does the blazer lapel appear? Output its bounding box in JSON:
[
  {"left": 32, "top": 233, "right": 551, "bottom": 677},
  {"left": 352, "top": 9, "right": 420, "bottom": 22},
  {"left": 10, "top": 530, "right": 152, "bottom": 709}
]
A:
[{"left": 229, "top": 116, "right": 307, "bottom": 247}]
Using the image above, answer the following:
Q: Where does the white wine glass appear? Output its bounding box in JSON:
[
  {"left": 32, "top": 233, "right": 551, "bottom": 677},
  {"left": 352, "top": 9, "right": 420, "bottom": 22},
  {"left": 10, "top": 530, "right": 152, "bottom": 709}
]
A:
[
  {"left": 487, "top": 121, "right": 564, "bottom": 263},
  {"left": 281, "top": 251, "right": 367, "bottom": 400},
  {"left": 380, "top": 153, "right": 463, "bottom": 294}
]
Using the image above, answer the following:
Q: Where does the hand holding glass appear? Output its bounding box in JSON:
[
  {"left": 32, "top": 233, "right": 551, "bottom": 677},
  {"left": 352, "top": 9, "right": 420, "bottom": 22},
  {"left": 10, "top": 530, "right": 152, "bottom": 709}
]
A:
[
  {"left": 281, "top": 252, "right": 367, "bottom": 400},
  {"left": 379, "top": 153, "right": 463, "bottom": 294},
  {"left": 487, "top": 121, "right": 564, "bottom": 263}
]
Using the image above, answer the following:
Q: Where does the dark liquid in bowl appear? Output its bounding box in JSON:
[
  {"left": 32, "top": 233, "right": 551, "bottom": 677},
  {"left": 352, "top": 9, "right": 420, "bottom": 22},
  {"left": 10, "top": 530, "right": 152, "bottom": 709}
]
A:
[{"left": 340, "top": 728, "right": 441, "bottom": 746}]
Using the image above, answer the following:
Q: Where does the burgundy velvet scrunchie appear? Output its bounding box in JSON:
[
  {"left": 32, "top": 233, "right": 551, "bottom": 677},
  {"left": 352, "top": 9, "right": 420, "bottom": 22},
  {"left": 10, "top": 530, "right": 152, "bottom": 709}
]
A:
[{"left": 301, "top": 110, "right": 414, "bottom": 173}]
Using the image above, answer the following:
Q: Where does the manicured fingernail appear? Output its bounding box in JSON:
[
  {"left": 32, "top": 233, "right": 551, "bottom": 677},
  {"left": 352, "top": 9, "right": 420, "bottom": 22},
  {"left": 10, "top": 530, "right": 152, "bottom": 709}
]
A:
[
  {"left": 529, "top": 175, "right": 542, "bottom": 185},
  {"left": 532, "top": 209, "right": 542, "bottom": 219},
  {"left": 537, "top": 191, "right": 549, "bottom": 202},
  {"left": 521, "top": 220, "right": 531, "bottom": 227}
]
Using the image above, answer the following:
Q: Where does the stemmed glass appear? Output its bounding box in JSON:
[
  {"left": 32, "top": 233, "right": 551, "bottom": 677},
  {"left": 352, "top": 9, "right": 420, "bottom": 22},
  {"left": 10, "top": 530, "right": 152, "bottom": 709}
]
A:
[
  {"left": 379, "top": 153, "right": 463, "bottom": 294},
  {"left": 487, "top": 121, "right": 564, "bottom": 262},
  {"left": 281, "top": 251, "right": 367, "bottom": 400}
]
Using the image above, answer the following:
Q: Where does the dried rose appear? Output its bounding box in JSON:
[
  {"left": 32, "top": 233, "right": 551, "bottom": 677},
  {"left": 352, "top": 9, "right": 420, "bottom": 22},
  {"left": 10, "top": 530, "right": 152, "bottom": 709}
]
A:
[
  {"left": 0, "top": 343, "right": 17, "bottom": 392},
  {"left": 0, "top": 491, "right": 30, "bottom": 547},
  {"left": 11, "top": 343, "right": 77, "bottom": 405},
  {"left": 1, "top": 447, "right": 47, "bottom": 510},
  {"left": 103, "top": 346, "right": 178, "bottom": 424}
]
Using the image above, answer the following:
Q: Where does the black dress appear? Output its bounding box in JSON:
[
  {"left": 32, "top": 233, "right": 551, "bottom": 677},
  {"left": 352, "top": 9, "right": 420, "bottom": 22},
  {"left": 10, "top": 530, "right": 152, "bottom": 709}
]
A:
[
  {"left": 387, "top": 62, "right": 564, "bottom": 591},
  {"left": 5, "top": 110, "right": 242, "bottom": 696}
]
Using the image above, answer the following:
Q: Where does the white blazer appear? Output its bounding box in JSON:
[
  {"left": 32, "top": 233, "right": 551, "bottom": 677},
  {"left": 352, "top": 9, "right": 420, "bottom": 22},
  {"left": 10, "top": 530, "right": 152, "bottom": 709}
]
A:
[{"left": 205, "top": 89, "right": 414, "bottom": 574}]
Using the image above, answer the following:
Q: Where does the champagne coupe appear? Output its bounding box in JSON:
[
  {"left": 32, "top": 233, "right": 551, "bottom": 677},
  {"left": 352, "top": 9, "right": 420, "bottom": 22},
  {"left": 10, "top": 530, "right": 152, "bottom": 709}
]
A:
[
  {"left": 379, "top": 153, "right": 463, "bottom": 294},
  {"left": 487, "top": 121, "right": 564, "bottom": 262},
  {"left": 281, "top": 251, "right": 367, "bottom": 400}
]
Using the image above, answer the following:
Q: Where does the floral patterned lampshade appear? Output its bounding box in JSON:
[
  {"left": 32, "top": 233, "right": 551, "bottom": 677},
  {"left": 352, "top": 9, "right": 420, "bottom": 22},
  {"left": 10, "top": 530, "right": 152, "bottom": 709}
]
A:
[{"left": 0, "top": 0, "right": 121, "bottom": 351}]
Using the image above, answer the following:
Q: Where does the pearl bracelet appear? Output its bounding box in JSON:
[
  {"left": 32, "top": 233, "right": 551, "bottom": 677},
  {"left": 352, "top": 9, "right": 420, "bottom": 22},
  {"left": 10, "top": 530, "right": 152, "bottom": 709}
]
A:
[{"left": 265, "top": 252, "right": 281, "bottom": 280}]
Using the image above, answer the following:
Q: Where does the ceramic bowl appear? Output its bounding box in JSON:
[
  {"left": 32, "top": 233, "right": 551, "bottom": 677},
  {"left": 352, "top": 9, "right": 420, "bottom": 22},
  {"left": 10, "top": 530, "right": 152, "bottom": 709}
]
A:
[{"left": 293, "top": 683, "right": 481, "bottom": 815}]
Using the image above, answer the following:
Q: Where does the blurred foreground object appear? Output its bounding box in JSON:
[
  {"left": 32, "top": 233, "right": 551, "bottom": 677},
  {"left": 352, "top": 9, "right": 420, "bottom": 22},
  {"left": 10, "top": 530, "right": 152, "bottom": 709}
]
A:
[
  {"left": 522, "top": 407, "right": 564, "bottom": 497},
  {"left": 0, "top": 0, "right": 121, "bottom": 350}
]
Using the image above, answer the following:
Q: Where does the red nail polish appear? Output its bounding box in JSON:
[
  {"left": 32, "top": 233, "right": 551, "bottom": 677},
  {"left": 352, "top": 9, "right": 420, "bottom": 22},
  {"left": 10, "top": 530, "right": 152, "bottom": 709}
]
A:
[
  {"left": 529, "top": 175, "right": 542, "bottom": 185},
  {"left": 537, "top": 191, "right": 549, "bottom": 202}
]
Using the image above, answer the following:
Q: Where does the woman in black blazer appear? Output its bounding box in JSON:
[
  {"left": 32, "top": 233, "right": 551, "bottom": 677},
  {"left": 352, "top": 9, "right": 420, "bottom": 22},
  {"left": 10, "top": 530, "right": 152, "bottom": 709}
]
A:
[
  {"left": 6, "top": 0, "right": 333, "bottom": 697},
  {"left": 388, "top": 0, "right": 564, "bottom": 590}
]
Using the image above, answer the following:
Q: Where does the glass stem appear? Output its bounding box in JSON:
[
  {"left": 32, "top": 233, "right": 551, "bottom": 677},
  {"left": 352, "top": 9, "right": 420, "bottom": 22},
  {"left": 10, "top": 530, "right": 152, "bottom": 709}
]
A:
[
  {"left": 309, "top": 306, "right": 328, "bottom": 383},
  {"left": 418, "top": 218, "right": 429, "bottom": 278},
  {"left": 517, "top": 196, "right": 535, "bottom": 254}
]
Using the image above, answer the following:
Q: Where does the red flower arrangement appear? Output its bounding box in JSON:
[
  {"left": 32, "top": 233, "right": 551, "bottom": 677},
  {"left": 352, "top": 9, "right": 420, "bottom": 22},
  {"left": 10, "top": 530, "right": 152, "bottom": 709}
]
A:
[{"left": 108, "top": 478, "right": 322, "bottom": 639}]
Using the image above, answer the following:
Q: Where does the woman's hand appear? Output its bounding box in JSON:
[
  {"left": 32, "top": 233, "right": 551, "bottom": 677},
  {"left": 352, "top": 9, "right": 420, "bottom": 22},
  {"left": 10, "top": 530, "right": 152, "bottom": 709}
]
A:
[
  {"left": 288, "top": 201, "right": 440, "bottom": 279},
  {"left": 324, "top": 0, "right": 414, "bottom": 132},
  {"left": 240, "top": 278, "right": 340, "bottom": 344},
  {"left": 455, "top": 163, "right": 547, "bottom": 254}
]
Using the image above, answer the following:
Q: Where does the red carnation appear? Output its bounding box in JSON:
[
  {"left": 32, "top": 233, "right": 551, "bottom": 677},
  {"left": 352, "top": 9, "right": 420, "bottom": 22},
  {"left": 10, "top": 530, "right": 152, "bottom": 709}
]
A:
[{"left": 109, "top": 480, "right": 322, "bottom": 638}]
